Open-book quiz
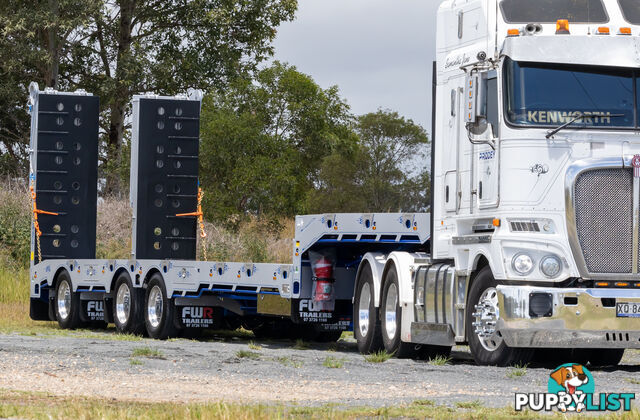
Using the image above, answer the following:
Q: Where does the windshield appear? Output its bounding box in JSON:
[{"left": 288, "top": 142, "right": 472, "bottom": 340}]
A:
[
  {"left": 500, "top": 0, "right": 608, "bottom": 23},
  {"left": 619, "top": 0, "right": 640, "bottom": 25},
  {"left": 504, "top": 58, "right": 637, "bottom": 129}
]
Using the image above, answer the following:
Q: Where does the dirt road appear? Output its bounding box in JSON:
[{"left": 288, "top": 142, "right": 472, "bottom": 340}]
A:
[{"left": 1, "top": 331, "right": 639, "bottom": 408}]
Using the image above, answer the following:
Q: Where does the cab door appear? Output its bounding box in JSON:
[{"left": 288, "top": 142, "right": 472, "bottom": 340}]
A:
[{"left": 476, "top": 72, "right": 499, "bottom": 209}]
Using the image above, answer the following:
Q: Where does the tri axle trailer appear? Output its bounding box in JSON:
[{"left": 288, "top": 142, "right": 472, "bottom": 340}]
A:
[{"left": 28, "top": 0, "right": 640, "bottom": 366}]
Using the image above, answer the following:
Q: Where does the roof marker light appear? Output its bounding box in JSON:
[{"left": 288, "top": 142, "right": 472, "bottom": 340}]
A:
[
  {"left": 507, "top": 29, "right": 520, "bottom": 37},
  {"left": 620, "top": 27, "right": 632, "bottom": 35},
  {"left": 556, "top": 19, "right": 570, "bottom": 35},
  {"left": 596, "top": 26, "right": 610, "bottom": 35}
]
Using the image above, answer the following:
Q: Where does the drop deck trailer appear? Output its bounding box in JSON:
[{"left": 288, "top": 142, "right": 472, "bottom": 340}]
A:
[
  {"left": 28, "top": 0, "right": 640, "bottom": 366},
  {"left": 26, "top": 83, "right": 436, "bottom": 346}
]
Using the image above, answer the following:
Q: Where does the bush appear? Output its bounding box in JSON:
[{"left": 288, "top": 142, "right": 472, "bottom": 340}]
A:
[{"left": 0, "top": 179, "right": 31, "bottom": 268}]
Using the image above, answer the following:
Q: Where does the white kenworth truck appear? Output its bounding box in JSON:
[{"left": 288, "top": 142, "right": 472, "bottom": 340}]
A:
[{"left": 27, "top": 0, "right": 640, "bottom": 366}]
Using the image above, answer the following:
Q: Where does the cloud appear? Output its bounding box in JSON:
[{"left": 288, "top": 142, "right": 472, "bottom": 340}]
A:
[{"left": 273, "top": 0, "right": 441, "bottom": 134}]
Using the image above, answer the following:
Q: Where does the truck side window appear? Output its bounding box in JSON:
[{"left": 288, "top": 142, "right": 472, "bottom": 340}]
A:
[
  {"left": 451, "top": 89, "right": 456, "bottom": 117},
  {"left": 487, "top": 77, "right": 498, "bottom": 137}
]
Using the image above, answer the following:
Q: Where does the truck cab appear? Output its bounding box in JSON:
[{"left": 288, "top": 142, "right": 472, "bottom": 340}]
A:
[{"left": 427, "top": 0, "right": 640, "bottom": 365}]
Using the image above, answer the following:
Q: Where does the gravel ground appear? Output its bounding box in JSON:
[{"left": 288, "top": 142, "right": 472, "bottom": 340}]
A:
[{"left": 1, "top": 331, "right": 639, "bottom": 408}]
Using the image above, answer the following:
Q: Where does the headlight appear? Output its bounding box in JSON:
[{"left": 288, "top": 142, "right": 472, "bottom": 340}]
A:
[
  {"left": 540, "top": 255, "right": 562, "bottom": 278},
  {"left": 512, "top": 253, "right": 534, "bottom": 275}
]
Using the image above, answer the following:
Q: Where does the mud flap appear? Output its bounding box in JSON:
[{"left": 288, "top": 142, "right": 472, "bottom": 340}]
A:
[
  {"left": 174, "top": 306, "right": 222, "bottom": 329},
  {"left": 80, "top": 300, "right": 106, "bottom": 322},
  {"left": 29, "top": 297, "right": 50, "bottom": 321},
  {"left": 291, "top": 299, "right": 352, "bottom": 331}
]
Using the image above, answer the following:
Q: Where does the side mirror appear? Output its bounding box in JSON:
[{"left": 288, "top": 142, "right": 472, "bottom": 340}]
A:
[{"left": 465, "top": 72, "right": 488, "bottom": 135}]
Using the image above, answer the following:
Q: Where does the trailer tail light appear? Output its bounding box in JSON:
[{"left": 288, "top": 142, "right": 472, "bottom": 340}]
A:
[
  {"left": 556, "top": 19, "right": 570, "bottom": 35},
  {"left": 507, "top": 29, "right": 520, "bottom": 37},
  {"left": 596, "top": 27, "right": 610, "bottom": 35},
  {"left": 619, "top": 27, "right": 632, "bottom": 35}
]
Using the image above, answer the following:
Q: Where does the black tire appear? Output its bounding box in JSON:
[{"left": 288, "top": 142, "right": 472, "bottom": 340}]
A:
[
  {"left": 466, "top": 266, "right": 534, "bottom": 366},
  {"left": 533, "top": 348, "right": 576, "bottom": 368},
  {"left": 314, "top": 329, "right": 343, "bottom": 343},
  {"left": 580, "top": 349, "right": 625, "bottom": 368},
  {"left": 113, "top": 273, "right": 145, "bottom": 335},
  {"left": 380, "top": 265, "right": 419, "bottom": 358},
  {"left": 353, "top": 263, "right": 383, "bottom": 354},
  {"left": 54, "top": 271, "right": 84, "bottom": 329},
  {"left": 144, "top": 273, "right": 179, "bottom": 339},
  {"left": 420, "top": 344, "right": 452, "bottom": 361}
]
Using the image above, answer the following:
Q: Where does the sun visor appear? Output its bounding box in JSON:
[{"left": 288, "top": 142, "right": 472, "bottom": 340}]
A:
[{"left": 501, "top": 36, "right": 640, "bottom": 68}]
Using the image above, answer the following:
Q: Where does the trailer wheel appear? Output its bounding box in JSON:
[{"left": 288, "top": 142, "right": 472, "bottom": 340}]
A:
[
  {"left": 113, "top": 273, "right": 145, "bottom": 336},
  {"left": 354, "top": 263, "right": 383, "bottom": 354},
  {"left": 466, "top": 266, "right": 534, "bottom": 366},
  {"left": 380, "top": 264, "right": 418, "bottom": 358},
  {"left": 54, "top": 271, "right": 83, "bottom": 329},
  {"left": 144, "top": 273, "right": 179, "bottom": 339}
]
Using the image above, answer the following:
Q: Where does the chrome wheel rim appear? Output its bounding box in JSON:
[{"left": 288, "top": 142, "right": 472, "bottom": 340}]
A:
[
  {"left": 116, "top": 283, "right": 131, "bottom": 325},
  {"left": 358, "top": 282, "right": 371, "bottom": 337},
  {"left": 473, "top": 287, "right": 503, "bottom": 351},
  {"left": 384, "top": 283, "right": 398, "bottom": 340},
  {"left": 57, "top": 280, "right": 71, "bottom": 320},
  {"left": 147, "top": 285, "right": 163, "bottom": 329}
]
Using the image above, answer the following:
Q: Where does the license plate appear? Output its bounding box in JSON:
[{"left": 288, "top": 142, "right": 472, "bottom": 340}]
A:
[{"left": 616, "top": 302, "right": 640, "bottom": 318}]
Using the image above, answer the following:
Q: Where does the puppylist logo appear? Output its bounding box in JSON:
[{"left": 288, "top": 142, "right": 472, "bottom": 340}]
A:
[{"left": 515, "top": 363, "right": 635, "bottom": 413}]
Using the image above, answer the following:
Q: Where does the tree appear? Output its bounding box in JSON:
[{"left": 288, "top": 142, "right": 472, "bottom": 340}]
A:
[
  {"left": 0, "top": 0, "right": 298, "bottom": 192},
  {"left": 0, "top": 0, "right": 99, "bottom": 175},
  {"left": 199, "top": 62, "right": 357, "bottom": 224},
  {"left": 309, "top": 109, "right": 430, "bottom": 213}
]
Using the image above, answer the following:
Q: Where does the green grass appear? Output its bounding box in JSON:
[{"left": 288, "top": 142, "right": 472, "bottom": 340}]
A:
[
  {"left": 428, "top": 354, "right": 452, "bottom": 366},
  {"left": 235, "top": 350, "right": 260, "bottom": 360},
  {"left": 276, "top": 356, "right": 302, "bottom": 368},
  {"left": 0, "top": 388, "right": 563, "bottom": 420},
  {"left": 626, "top": 378, "right": 640, "bottom": 385},
  {"left": 129, "top": 358, "right": 144, "bottom": 366},
  {"left": 364, "top": 350, "right": 393, "bottom": 363},
  {"left": 293, "top": 338, "right": 309, "bottom": 350},
  {"left": 131, "top": 347, "right": 164, "bottom": 359},
  {"left": 248, "top": 341, "right": 262, "bottom": 350},
  {"left": 506, "top": 363, "right": 528, "bottom": 379},
  {"left": 323, "top": 356, "right": 344, "bottom": 369},
  {"left": 412, "top": 399, "right": 436, "bottom": 407},
  {"left": 455, "top": 400, "right": 483, "bottom": 410},
  {"left": 0, "top": 266, "right": 29, "bottom": 304}
]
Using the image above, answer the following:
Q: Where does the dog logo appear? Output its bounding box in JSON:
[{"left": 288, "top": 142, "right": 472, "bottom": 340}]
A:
[
  {"left": 548, "top": 364, "right": 594, "bottom": 412},
  {"left": 516, "top": 363, "right": 634, "bottom": 412}
]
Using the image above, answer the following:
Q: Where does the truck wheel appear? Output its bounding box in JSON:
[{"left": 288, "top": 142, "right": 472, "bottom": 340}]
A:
[
  {"left": 466, "top": 266, "right": 534, "bottom": 366},
  {"left": 381, "top": 265, "right": 418, "bottom": 358},
  {"left": 54, "top": 271, "right": 84, "bottom": 329},
  {"left": 354, "top": 263, "right": 383, "bottom": 354},
  {"left": 113, "top": 273, "right": 145, "bottom": 335},
  {"left": 314, "top": 329, "right": 343, "bottom": 343},
  {"left": 144, "top": 274, "right": 179, "bottom": 339},
  {"left": 581, "top": 349, "right": 625, "bottom": 367}
]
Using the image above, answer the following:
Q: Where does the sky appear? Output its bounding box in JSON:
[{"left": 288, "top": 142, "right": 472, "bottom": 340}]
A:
[{"left": 272, "top": 0, "right": 442, "bottom": 136}]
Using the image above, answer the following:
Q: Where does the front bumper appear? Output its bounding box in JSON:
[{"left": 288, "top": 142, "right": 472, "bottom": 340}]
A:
[{"left": 497, "top": 285, "right": 640, "bottom": 348}]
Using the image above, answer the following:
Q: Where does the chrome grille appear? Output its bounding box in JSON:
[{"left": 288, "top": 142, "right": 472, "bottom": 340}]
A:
[{"left": 574, "top": 168, "right": 633, "bottom": 274}]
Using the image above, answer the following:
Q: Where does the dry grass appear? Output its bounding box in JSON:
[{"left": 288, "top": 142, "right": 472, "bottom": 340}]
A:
[
  {"left": 96, "top": 196, "right": 132, "bottom": 259},
  {"left": 198, "top": 217, "right": 293, "bottom": 263},
  {"left": 0, "top": 388, "right": 572, "bottom": 419}
]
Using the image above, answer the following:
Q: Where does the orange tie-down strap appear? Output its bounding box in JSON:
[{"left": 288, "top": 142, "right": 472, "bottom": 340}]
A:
[
  {"left": 29, "top": 185, "right": 58, "bottom": 237},
  {"left": 175, "top": 188, "right": 207, "bottom": 238}
]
